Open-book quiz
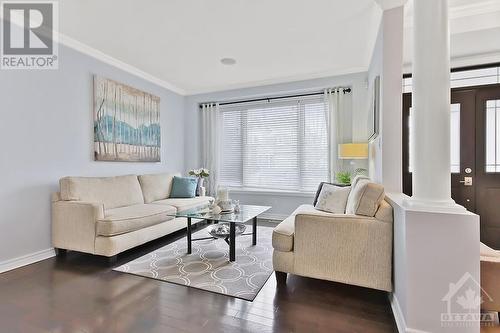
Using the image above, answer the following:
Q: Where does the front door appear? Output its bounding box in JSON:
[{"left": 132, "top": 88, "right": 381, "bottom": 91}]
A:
[{"left": 403, "top": 84, "right": 500, "bottom": 248}]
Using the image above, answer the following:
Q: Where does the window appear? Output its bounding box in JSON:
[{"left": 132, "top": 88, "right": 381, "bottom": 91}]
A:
[
  {"left": 219, "top": 95, "right": 328, "bottom": 192},
  {"left": 486, "top": 99, "right": 500, "bottom": 172},
  {"left": 403, "top": 66, "right": 500, "bottom": 93}
]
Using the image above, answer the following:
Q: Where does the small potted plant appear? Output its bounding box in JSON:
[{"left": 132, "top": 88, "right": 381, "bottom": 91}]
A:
[
  {"left": 188, "top": 168, "right": 210, "bottom": 196},
  {"left": 336, "top": 171, "right": 351, "bottom": 185}
]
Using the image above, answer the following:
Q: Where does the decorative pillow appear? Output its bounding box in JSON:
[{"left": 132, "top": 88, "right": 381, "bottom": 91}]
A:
[
  {"left": 169, "top": 176, "right": 198, "bottom": 198},
  {"left": 313, "top": 182, "right": 350, "bottom": 206},
  {"left": 346, "top": 178, "right": 385, "bottom": 217},
  {"left": 314, "top": 184, "right": 351, "bottom": 214}
]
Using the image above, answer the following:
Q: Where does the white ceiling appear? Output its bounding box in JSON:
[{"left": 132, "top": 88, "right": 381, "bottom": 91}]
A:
[
  {"left": 57, "top": 0, "right": 500, "bottom": 95},
  {"left": 59, "top": 0, "right": 382, "bottom": 95}
]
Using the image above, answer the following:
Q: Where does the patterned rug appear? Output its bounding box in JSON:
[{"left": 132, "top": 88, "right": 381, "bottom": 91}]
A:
[{"left": 113, "top": 226, "right": 274, "bottom": 301}]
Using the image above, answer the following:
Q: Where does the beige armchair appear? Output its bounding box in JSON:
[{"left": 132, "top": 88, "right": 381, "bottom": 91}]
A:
[
  {"left": 480, "top": 242, "right": 500, "bottom": 311},
  {"left": 272, "top": 178, "right": 393, "bottom": 292}
]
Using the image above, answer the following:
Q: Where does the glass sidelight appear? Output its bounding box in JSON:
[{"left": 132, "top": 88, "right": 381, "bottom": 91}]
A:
[{"left": 486, "top": 99, "right": 500, "bottom": 172}]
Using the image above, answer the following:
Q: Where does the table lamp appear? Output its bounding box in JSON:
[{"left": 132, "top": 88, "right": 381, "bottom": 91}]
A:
[{"left": 338, "top": 143, "right": 368, "bottom": 159}]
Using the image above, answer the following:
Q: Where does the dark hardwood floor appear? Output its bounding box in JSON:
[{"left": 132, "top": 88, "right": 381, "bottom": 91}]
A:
[{"left": 0, "top": 222, "right": 398, "bottom": 333}]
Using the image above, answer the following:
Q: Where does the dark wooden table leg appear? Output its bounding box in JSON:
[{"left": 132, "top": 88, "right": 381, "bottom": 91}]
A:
[
  {"left": 187, "top": 217, "right": 192, "bottom": 254},
  {"left": 252, "top": 217, "right": 257, "bottom": 246},
  {"left": 229, "top": 222, "right": 236, "bottom": 262}
]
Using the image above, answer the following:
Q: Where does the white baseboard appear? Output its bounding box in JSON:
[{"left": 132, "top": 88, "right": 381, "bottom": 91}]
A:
[
  {"left": 0, "top": 248, "right": 56, "bottom": 274},
  {"left": 390, "top": 294, "right": 431, "bottom": 333}
]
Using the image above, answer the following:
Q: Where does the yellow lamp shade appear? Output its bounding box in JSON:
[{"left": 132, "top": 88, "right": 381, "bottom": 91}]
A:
[{"left": 338, "top": 143, "right": 368, "bottom": 159}]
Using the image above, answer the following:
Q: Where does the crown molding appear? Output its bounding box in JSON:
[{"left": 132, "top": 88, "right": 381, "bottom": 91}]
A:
[
  {"left": 184, "top": 66, "right": 368, "bottom": 95},
  {"left": 59, "top": 34, "right": 187, "bottom": 95},
  {"left": 0, "top": 12, "right": 187, "bottom": 95}
]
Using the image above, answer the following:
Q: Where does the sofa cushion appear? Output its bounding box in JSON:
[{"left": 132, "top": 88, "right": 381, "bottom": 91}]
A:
[
  {"left": 97, "top": 204, "right": 176, "bottom": 236},
  {"left": 314, "top": 184, "right": 351, "bottom": 214},
  {"left": 138, "top": 172, "right": 180, "bottom": 203},
  {"left": 170, "top": 176, "right": 198, "bottom": 198},
  {"left": 152, "top": 196, "right": 212, "bottom": 212},
  {"left": 346, "top": 178, "right": 385, "bottom": 217},
  {"left": 60, "top": 175, "right": 144, "bottom": 209}
]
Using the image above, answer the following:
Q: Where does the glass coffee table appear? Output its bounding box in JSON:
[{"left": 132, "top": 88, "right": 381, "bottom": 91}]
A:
[{"left": 167, "top": 205, "right": 271, "bottom": 262}]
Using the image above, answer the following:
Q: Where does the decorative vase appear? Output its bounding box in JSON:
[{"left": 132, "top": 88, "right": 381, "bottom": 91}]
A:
[
  {"left": 200, "top": 186, "right": 206, "bottom": 197},
  {"left": 196, "top": 177, "right": 204, "bottom": 196}
]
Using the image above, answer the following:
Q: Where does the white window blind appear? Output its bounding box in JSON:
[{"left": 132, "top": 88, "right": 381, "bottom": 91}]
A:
[{"left": 219, "top": 95, "right": 328, "bottom": 192}]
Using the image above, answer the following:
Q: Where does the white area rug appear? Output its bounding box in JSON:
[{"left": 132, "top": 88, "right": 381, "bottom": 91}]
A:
[{"left": 114, "top": 226, "right": 273, "bottom": 301}]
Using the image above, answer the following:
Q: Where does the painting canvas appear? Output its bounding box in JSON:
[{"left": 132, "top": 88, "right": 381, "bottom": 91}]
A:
[{"left": 93, "top": 76, "right": 161, "bottom": 162}]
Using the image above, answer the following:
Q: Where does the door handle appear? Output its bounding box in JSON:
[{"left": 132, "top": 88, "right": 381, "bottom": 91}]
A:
[{"left": 459, "top": 177, "right": 473, "bottom": 186}]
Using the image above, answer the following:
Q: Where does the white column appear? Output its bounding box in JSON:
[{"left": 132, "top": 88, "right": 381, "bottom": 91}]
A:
[{"left": 406, "top": 0, "right": 463, "bottom": 211}]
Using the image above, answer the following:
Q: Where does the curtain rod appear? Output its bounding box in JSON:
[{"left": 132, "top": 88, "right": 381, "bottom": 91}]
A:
[{"left": 199, "top": 87, "right": 351, "bottom": 108}]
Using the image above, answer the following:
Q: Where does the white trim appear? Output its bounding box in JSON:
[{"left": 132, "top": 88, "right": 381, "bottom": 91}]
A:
[
  {"left": 0, "top": 248, "right": 56, "bottom": 274},
  {"left": 404, "top": 0, "right": 500, "bottom": 25},
  {"left": 0, "top": 12, "right": 187, "bottom": 95},
  {"left": 390, "top": 294, "right": 431, "bottom": 333},
  {"left": 447, "top": 0, "right": 500, "bottom": 20},
  {"left": 403, "top": 51, "right": 500, "bottom": 74},
  {"left": 228, "top": 188, "right": 316, "bottom": 198}
]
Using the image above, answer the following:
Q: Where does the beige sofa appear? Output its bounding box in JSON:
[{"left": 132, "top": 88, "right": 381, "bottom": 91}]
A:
[
  {"left": 52, "top": 173, "right": 212, "bottom": 259},
  {"left": 272, "top": 177, "right": 393, "bottom": 292}
]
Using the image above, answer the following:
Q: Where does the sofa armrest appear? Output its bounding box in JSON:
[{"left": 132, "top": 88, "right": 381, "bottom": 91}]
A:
[
  {"left": 293, "top": 213, "right": 393, "bottom": 291},
  {"left": 52, "top": 200, "right": 104, "bottom": 254}
]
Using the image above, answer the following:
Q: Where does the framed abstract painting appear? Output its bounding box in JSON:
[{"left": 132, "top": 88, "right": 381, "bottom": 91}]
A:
[{"left": 93, "top": 75, "right": 161, "bottom": 162}]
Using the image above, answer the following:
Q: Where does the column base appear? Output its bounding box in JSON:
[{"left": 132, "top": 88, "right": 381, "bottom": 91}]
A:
[{"left": 402, "top": 197, "right": 467, "bottom": 214}]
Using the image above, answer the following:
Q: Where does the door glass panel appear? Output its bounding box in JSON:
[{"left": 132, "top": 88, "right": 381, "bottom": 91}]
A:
[
  {"left": 408, "top": 104, "right": 460, "bottom": 173},
  {"left": 486, "top": 99, "right": 500, "bottom": 172},
  {"left": 450, "top": 104, "right": 460, "bottom": 173}
]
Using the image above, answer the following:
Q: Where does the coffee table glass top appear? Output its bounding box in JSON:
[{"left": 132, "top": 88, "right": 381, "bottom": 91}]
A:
[{"left": 167, "top": 204, "right": 271, "bottom": 223}]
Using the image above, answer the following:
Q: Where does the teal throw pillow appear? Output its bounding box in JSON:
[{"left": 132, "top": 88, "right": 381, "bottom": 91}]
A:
[{"left": 170, "top": 176, "right": 198, "bottom": 198}]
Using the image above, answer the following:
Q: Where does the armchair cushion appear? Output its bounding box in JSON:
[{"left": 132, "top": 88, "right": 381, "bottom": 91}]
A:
[
  {"left": 481, "top": 242, "right": 500, "bottom": 258},
  {"left": 346, "top": 178, "right": 385, "bottom": 217},
  {"left": 272, "top": 204, "right": 348, "bottom": 252}
]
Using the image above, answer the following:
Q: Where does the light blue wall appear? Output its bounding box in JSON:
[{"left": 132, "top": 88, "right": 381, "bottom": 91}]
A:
[
  {"left": 184, "top": 73, "right": 369, "bottom": 218},
  {"left": 0, "top": 43, "right": 185, "bottom": 262},
  {"left": 0, "top": 34, "right": 370, "bottom": 264}
]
